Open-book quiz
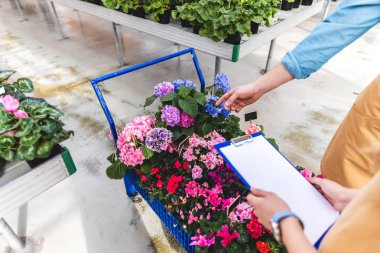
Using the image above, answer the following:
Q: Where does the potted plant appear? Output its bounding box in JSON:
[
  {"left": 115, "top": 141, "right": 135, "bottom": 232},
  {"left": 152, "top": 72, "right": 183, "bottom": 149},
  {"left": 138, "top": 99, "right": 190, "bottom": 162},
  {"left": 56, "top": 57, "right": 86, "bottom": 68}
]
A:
[
  {"left": 101, "top": 0, "right": 124, "bottom": 11},
  {"left": 293, "top": 0, "right": 301, "bottom": 8},
  {"left": 172, "top": 1, "right": 206, "bottom": 34},
  {"left": 281, "top": 0, "right": 294, "bottom": 11},
  {"left": 145, "top": 0, "right": 171, "bottom": 24},
  {"left": 301, "top": 0, "right": 313, "bottom": 6},
  {"left": 0, "top": 70, "right": 73, "bottom": 162}
]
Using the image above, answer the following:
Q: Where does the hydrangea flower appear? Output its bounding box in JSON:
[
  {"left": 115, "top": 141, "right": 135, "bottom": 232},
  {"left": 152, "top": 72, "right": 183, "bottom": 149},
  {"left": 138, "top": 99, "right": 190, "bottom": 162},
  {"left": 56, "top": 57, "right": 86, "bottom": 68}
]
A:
[
  {"left": 161, "top": 105, "right": 180, "bottom": 127},
  {"left": 205, "top": 96, "right": 221, "bottom": 118},
  {"left": 179, "top": 111, "right": 195, "bottom": 128},
  {"left": 120, "top": 115, "right": 155, "bottom": 142},
  {"left": 145, "top": 127, "right": 173, "bottom": 152},
  {"left": 220, "top": 102, "right": 231, "bottom": 118},
  {"left": 173, "top": 79, "right": 197, "bottom": 91},
  {"left": 154, "top": 81, "right": 174, "bottom": 99},
  {"left": 214, "top": 73, "right": 231, "bottom": 93}
]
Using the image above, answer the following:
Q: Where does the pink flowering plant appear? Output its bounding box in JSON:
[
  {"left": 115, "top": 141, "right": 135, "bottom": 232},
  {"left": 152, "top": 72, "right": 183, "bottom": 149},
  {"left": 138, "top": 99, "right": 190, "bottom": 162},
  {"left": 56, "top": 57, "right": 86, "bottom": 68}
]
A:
[
  {"left": 0, "top": 70, "right": 73, "bottom": 161},
  {"left": 106, "top": 74, "right": 288, "bottom": 252}
]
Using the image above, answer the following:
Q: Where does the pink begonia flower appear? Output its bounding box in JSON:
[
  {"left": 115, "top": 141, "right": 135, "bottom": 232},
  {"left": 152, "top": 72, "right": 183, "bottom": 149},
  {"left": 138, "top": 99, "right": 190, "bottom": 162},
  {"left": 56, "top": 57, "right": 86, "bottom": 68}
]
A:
[
  {"left": 216, "top": 225, "right": 240, "bottom": 248},
  {"left": 301, "top": 168, "right": 313, "bottom": 179},
  {"left": 246, "top": 124, "right": 261, "bottom": 135},
  {"left": 190, "top": 229, "right": 215, "bottom": 247},
  {"left": 13, "top": 110, "right": 29, "bottom": 119},
  {"left": 1, "top": 95, "right": 19, "bottom": 112}
]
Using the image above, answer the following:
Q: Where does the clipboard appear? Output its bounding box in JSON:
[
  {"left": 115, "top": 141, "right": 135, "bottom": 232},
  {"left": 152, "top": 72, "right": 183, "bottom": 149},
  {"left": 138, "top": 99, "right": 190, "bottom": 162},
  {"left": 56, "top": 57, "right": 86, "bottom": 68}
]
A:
[{"left": 214, "top": 132, "right": 340, "bottom": 246}]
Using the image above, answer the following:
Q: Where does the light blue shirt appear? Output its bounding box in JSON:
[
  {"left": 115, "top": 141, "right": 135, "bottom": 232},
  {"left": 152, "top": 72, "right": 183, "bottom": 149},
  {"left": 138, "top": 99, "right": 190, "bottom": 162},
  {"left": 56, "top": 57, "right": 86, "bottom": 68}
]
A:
[{"left": 282, "top": 0, "right": 380, "bottom": 79}]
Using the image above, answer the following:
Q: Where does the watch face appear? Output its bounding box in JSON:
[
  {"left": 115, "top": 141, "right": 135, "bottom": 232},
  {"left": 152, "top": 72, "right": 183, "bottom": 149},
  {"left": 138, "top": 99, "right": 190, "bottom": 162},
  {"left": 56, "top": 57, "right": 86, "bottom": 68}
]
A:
[{"left": 270, "top": 219, "right": 281, "bottom": 242}]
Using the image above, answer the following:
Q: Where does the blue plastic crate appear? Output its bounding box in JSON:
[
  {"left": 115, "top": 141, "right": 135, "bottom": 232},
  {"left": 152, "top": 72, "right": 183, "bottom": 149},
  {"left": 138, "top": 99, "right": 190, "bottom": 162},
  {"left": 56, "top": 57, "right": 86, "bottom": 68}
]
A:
[{"left": 91, "top": 48, "right": 206, "bottom": 253}]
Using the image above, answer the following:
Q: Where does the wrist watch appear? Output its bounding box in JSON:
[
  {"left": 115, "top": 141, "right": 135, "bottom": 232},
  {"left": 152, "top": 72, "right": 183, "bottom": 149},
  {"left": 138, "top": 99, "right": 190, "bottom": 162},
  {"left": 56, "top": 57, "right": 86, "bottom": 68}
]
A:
[{"left": 270, "top": 210, "right": 304, "bottom": 243}]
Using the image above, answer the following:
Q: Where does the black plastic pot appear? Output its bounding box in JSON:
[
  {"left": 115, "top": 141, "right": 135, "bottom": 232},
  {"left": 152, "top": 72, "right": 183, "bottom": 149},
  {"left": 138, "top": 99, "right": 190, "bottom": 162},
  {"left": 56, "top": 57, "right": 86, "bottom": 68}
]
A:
[
  {"left": 86, "top": 0, "right": 102, "bottom": 6},
  {"left": 158, "top": 9, "right": 171, "bottom": 24},
  {"left": 127, "top": 9, "right": 134, "bottom": 15},
  {"left": 181, "top": 19, "right": 192, "bottom": 28},
  {"left": 293, "top": 0, "right": 301, "bottom": 8},
  {"left": 133, "top": 7, "right": 145, "bottom": 19},
  {"left": 277, "top": 1, "right": 282, "bottom": 9},
  {"left": 193, "top": 25, "right": 201, "bottom": 35},
  {"left": 224, "top": 33, "right": 241, "bottom": 45},
  {"left": 281, "top": 0, "right": 294, "bottom": 11},
  {"left": 250, "top": 22, "right": 259, "bottom": 34},
  {"left": 301, "top": 0, "right": 313, "bottom": 5}
]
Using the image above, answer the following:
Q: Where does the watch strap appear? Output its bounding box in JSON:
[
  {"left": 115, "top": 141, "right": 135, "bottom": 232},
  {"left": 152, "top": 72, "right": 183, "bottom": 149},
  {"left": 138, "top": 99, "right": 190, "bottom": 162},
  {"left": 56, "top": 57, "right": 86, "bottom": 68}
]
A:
[{"left": 273, "top": 210, "right": 304, "bottom": 229}]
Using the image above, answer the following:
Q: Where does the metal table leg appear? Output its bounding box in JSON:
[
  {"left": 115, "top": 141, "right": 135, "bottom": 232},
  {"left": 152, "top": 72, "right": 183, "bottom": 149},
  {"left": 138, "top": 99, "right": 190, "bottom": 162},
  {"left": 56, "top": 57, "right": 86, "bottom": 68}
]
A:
[
  {"left": 0, "top": 218, "right": 25, "bottom": 250},
  {"left": 260, "top": 39, "right": 276, "bottom": 74},
  {"left": 14, "top": 0, "right": 28, "bottom": 21},
  {"left": 322, "top": 0, "right": 332, "bottom": 20},
  {"left": 112, "top": 22, "right": 126, "bottom": 67},
  {"left": 50, "top": 1, "right": 67, "bottom": 40},
  {"left": 214, "top": 57, "right": 221, "bottom": 77},
  {"left": 75, "top": 10, "right": 85, "bottom": 35}
]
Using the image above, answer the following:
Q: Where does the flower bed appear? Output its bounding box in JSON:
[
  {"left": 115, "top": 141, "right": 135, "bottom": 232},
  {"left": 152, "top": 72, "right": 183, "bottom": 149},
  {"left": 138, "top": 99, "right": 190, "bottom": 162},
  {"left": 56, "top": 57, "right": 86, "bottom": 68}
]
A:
[{"left": 105, "top": 73, "right": 295, "bottom": 252}]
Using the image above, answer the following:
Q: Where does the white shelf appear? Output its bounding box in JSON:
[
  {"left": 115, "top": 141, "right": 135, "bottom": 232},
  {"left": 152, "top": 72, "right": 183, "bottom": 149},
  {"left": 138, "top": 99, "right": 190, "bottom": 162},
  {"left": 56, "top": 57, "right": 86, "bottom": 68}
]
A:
[{"left": 50, "top": 0, "right": 323, "bottom": 61}]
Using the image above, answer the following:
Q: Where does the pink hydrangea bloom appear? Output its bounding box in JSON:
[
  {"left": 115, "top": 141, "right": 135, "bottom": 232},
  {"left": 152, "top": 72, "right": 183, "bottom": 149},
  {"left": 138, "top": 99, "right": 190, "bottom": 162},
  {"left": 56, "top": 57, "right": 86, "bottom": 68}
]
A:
[
  {"left": 192, "top": 165, "right": 203, "bottom": 179},
  {"left": 246, "top": 124, "right": 261, "bottom": 135},
  {"left": 120, "top": 115, "right": 155, "bottom": 142},
  {"left": 118, "top": 144, "right": 145, "bottom": 166},
  {"left": 13, "top": 110, "right": 28, "bottom": 119},
  {"left": 216, "top": 225, "right": 240, "bottom": 248},
  {"left": 301, "top": 168, "right": 313, "bottom": 179},
  {"left": 179, "top": 111, "right": 195, "bottom": 128},
  {"left": 190, "top": 229, "right": 215, "bottom": 247}
]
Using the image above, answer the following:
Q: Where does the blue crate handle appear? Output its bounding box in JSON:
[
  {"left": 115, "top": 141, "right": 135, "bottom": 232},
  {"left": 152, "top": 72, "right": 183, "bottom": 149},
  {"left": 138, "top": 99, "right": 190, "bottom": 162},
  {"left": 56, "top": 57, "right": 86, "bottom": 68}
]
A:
[{"left": 91, "top": 48, "right": 205, "bottom": 146}]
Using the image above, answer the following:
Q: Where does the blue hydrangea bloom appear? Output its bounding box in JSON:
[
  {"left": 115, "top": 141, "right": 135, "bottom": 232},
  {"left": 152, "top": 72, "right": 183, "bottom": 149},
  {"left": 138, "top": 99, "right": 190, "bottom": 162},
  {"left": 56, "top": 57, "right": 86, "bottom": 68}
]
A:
[
  {"left": 221, "top": 102, "right": 231, "bottom": 118},
  {"left": 214, "top": 73, "right": 231, "bottom": 93},
  {"left": 173, "top": 79, "right": 197, "bottom": 91},
  {"left": 205, "top": 96, "right": 221, "bottom": 118}
]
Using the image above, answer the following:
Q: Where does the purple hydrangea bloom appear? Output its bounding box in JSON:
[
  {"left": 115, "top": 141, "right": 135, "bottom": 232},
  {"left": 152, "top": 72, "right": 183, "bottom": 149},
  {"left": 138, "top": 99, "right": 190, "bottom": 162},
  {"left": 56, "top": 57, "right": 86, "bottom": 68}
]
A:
[
  {"left": 145, "top": 127, "right": 173, "bottom": 152},
  {"left": 205, "top": 96, "right": 221, "bottom": 118},
  {"left": 173, "top": 79, "right": 197, "bottom": 91},
  {"left": 161, "top": 105, "right": 181, "bottom": 127},
  {"left": 214, "top": 73, "right": 231, "bottom": 93},
  {"left": 154, "top": 81, "right": 174, "bottom": 99}
]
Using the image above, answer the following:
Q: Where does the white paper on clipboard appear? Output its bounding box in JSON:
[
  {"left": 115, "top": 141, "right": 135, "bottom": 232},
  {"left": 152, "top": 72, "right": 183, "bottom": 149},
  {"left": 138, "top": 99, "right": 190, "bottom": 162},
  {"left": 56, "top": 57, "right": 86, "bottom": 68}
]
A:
[{"left": 216, "top": 134, "right": 340, "bottom": 244}]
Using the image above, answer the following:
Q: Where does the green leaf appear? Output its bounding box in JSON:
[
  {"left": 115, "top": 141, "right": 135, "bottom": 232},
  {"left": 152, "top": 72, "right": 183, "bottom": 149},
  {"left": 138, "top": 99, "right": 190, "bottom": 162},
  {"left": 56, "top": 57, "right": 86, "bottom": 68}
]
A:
[
  {"left": 36, "top": 140, "right": 54, "bottom": 158},
  {"left": 178, "top": 97, "right": 198, "bottom": 117},
  {"left": 40, "top": 118, "right": 58, "bottom": 134},
  {"left": 160, "top": 92, "right": 178, "bottom": 102},
  {"left": 182, "top": 126, "right": 194, "bottom": 136},
  {"left": 141, "top": 144, "right": 154, "bottom": 159},
  {"left": 16, "top": 145, "right": 37, "bottom": 160},
  {"left": 0, "top": 136, "right": 16, "bottom": 148},
  {"left": 20, "top": 132, "right": 41, "bottom": 146},
  {"left": 0, "top": 70, "right": 15, "bottom": 83},
  {"left": 178, "top": 86, "right": 193, "bottom": 99},
  {"left": 144, "top": 95, "right": 157, "bottom": 108},
  {"left": 267, "top": 138, "right": 279, "bottom": 150},
  {"left": 107, "top": 153, "right": 116, "bottom": 163},
  {"left": 141, "top": 162, "right": 152, "bottom": 175},
  {"left": 193, "top": 91, "right": 206, "bottom": 105},
  {"left": 106, "top": 159, "right": 127, "bottom": 179},
  {"left": 0, "top": 149, "right": 15, "bottom": 161},
  {"left": 15, "top": 78, "right": 34, "bottom": 93},
  {"left": 15, "top": 118, "right": 34, "bottom": 137},
  {"left": 0, "top": 109, "right": 16, "bottom": 123}
]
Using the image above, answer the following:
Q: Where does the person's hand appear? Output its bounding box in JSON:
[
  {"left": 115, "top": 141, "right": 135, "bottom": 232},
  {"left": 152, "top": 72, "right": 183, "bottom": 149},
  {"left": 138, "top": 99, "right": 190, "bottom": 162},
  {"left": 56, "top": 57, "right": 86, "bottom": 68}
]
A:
[
  {"left": 308, "top": 177, "right": 359, "bottom": 212},
  {"left": 215, "top": 83, "right": 263, "bottom": 112},
  {"left": 246, "top": 188, "right": 290, "bottom": 230}
]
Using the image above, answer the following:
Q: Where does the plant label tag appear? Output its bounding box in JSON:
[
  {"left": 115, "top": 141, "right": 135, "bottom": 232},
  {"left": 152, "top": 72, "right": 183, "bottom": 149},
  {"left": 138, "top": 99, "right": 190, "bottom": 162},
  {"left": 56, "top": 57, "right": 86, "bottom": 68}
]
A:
[
  {"left": 244, "top": 111, "right": 257, "bottom": 122},
  {"left": 226, "top": 195, "right": 241, "bottom": 215}
]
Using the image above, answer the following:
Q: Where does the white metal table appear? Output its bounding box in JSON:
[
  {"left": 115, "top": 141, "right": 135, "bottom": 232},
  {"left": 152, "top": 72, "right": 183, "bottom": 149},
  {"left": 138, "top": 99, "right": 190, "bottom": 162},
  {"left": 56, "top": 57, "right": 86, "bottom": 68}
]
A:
[{"left": 48, "top": 0, "right": 325, "bottom": 75}]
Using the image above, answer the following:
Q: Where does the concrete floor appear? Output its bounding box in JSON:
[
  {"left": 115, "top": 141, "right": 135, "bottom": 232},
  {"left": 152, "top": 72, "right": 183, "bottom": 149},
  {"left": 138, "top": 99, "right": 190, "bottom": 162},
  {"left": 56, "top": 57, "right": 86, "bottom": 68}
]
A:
[{"left": 0, "top": 0, "right": 379, "bottom": 252}]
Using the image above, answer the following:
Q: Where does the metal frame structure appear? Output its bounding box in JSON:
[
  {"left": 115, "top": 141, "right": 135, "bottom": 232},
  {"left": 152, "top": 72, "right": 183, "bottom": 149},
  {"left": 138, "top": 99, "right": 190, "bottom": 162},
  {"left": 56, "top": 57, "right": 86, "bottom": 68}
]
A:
[
  {"left": 0, "top": 147, "right": 76, "bottom": 251},
  {"left": 91, "top": 48, "right": 204, "bottom": 197},
  {"left": 49, "top": 0, "right": 325, "bottom": 75}
]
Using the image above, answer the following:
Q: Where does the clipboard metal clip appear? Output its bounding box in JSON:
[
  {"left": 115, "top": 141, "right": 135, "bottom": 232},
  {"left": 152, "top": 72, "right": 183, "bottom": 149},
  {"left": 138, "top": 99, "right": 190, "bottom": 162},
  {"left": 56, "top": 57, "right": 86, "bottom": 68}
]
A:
[{"left": 231, "top": 135, "right": 253, "bottom": 147}]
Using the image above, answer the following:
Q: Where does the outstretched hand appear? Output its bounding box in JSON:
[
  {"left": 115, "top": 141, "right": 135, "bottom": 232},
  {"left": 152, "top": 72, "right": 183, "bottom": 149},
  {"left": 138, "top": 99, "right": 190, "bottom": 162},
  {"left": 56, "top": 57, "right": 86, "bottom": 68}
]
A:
[{"left": 215, "top": 84, "right": 263, "bottom": 112}]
